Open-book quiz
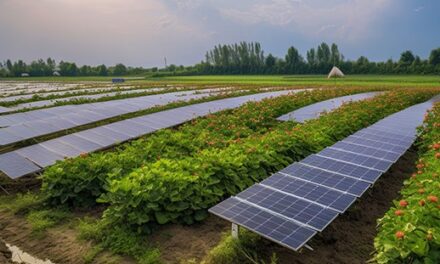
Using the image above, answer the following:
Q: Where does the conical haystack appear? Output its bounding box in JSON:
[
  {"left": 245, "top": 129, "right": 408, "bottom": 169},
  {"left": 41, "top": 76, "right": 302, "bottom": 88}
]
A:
[{"left": 327, "top": 66, "right": 344, "bottom": 78}]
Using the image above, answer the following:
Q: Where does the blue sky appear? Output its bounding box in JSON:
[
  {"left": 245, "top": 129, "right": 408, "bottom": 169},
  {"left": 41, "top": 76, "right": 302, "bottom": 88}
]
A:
[{"left": 0, "top": 0, "right": 439, "bottom": 67}]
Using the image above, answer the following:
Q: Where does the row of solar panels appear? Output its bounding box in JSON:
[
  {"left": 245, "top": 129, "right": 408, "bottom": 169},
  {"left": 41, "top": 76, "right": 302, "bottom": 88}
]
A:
[
  {"left": 209, "top": 98, "right": 436, "bottom": 251},
  {"left": 0, "top": 90, "right": 295, "bottom": 179},
  {"left": 0, "top": 89, "right": 235, "bottom": 146},
  {"left": 277, "top": 92, "right": 380, "bottom": 122},
  {"left": 0, "top": 85, "right": 145, "bottom": 102},
  {"left": 5, "top": 87, "right": 166, "bottom": 111}
]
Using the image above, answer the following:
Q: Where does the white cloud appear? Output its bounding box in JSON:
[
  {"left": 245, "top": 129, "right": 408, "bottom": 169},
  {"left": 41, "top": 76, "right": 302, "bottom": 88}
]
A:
[{"left": 219, "top": 0, "right": 394, "bottom": 42}]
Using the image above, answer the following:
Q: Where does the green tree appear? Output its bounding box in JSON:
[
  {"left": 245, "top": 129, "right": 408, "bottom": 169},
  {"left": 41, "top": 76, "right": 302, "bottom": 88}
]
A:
[
  {"left": 429, "top": 47, "right": 440, "bottom": 66},
  {"left": 112, "top": 63, "right": 127, "bottom": 75}
]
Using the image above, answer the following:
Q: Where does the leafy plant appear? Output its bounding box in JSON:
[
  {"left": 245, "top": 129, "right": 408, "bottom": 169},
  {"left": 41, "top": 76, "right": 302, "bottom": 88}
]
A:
[
  {"left": 99, "top": 89, "right": 437, "bottom": 230},
  {"left": 374, "top": 101, "right": 440, "bottom": 263}
]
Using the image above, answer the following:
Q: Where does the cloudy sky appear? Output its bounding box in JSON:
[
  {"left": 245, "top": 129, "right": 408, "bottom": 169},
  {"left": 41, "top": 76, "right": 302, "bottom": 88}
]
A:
[{"left": 0, "top": 0, "right": 439, "bottom": 67}]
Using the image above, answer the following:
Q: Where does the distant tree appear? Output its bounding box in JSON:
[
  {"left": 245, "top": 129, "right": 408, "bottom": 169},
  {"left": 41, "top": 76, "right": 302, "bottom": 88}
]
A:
[
  {"left": 399, "top": 50, "right": 416, "bottom": 66},
  {"left": 96, "top": 64, "right": 108, "bottom": 76},
  {"left": 112, "top": 63, "right": 127, "bottom": 75},
  {"left": 306, "top": 48, "right": 317, "bottom": 66},
  {"left": 330, "top": 43, "right": 343, "bottom": 65},
  {"left": 429, "top": 48, "right": 440, "bottom": 66},
  {"left": 59, "top": 61, "right": 78, "bottom": 76},
  {"left": 285, "top": 46, "right": 304, "bottom": 73},
  {"left": 265, "top": 53, "right": 276, "bottom": 72}
]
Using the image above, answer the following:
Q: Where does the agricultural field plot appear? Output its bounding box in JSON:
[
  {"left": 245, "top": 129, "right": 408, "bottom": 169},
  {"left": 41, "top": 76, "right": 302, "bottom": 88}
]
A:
[{"left": 0, "top": 79, "right": 439, "bottom": 264}]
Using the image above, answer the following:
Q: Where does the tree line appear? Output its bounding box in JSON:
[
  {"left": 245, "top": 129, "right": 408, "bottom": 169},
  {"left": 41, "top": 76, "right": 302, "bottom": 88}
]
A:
[
  {"left": 185, "top": 42, "right": 440, "bottom": 75},
  {"left": 0, "top": 59, "right": 150, "bottom": 77},
  {"left": 2, "top": 42, "right": 440, "bottom": 77}
]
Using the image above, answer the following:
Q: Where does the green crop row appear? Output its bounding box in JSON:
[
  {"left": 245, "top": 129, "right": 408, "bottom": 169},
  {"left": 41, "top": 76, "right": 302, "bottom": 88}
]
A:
[
  {"left": 41, "top": 87, "right": 378, "bottom": 206},
  {"left": 97, "top": 89, "right": 438, "bottom": 232},
  {"left": 374, "top": 101, "right": 440, "bottom": 264}
]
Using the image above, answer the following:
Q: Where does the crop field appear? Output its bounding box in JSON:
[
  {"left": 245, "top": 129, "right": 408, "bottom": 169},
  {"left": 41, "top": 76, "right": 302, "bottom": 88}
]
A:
[{"left": 0, "top": 76, "right": 439, "bottom": 264}]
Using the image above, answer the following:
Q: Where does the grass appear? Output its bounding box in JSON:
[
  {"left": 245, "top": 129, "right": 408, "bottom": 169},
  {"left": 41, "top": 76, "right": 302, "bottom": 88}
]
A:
[
  {"left": 3, "top": 75, "right": 440, "bottom": 88},
  {"left": 146, "top": 75, "right": 440, "bottom": 87}
]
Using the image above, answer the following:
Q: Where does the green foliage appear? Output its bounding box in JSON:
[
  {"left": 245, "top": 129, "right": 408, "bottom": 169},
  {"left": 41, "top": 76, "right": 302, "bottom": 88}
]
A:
[
  {"left": 0, "top": 192, "right": 45, "bottom": 214},
  {"left": 26, "top": 209, "right": 70, "bottom": 233},
  {"left": 98, "top": 89, "right": 437, "bottom": 230},
  {"left": 42, "top": 88, "right": 373, "bottom": 206},
  {"left": 374, "top": 102, "right": 440, "bottom": 263},
  {"left": 203, "top": 230, "right": 277, "bottom": 264},
  {"left": 77, "top": 218, "right": 162, "bottom": 263}
]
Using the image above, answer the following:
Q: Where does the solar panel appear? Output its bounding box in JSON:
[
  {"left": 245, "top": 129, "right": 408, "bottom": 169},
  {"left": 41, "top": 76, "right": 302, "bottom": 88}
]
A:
[
  {"left": 280, "top": 163, "right": 371, "bottom": 197},
  {"left": 359, "top": 128, "right": 415, "bottom": 142},
  {"left": 342, "top": 136, "right": 407, "bottom": 154},
  {"left": 261, "top": 173, "right": 357, "bottom": 212},
  {"left": 59, "top": 135, "right": 104, "bottom": 153},
  {"left": 16, "top": 145, "right": 64, "bottom": 167},
  {"left": 0, "top": 152, "right": 41, "bottom": 179},
  {"left": 277, "top": 92, "right": 379, "bottom": 122},
  {"left": 236, "top": 184, "right": 339, "bottom": 231},
  {"left": 300, "top": 155, "right": 382, "bottom": 183},
  {"left": 209, "top": 197, "right": 317, "bottom": 251},
  {"left": 329, "top": 142, "right": 401, "bottom": 162},
  {"left": 40, "top": 139, "right": 83, "bottom": 158},
  {"left": 0, "top": 130, "right": 23, "bottom": 145},
  {"left": 351, "top": 132, "right": 413, "bottom": 148},
  {"left": 317, "top": 148, "right": 393, "bottom": 172},
  {"left": 75, "top": 130, "right": 116, "bottom": 147}
]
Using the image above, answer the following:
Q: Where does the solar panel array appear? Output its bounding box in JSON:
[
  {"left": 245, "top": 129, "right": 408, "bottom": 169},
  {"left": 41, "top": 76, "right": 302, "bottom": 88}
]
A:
[
  {"left": 0, "top": 88, "right": 239, "bottom": 146},
  {"left": 277, "top": 92, "right": 380, "bottom": 122},
  {"left": 6, "top": 87, "right": 166, "bottom": 111},
  {"left": 0, "top": 106, "right": 10, "bottom": 114},
  {"left": 210, "top": 97, "right": 438, "bottom": 251},
  {"left": 0, "top": 90, "right": 296, "bottom": 179}
]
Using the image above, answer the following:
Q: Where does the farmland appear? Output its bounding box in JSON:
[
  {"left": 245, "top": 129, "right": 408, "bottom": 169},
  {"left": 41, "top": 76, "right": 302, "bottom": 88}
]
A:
[{"left": 0, "top": 76, "right": 440, "bottom": 264}]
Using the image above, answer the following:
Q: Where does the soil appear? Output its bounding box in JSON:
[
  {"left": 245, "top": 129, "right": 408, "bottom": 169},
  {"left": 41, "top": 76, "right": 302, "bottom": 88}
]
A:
[
  {"left": 0, "top": 239, "right": 13, "bottom": 264},
  {"left": 0, "top": 209, "right": 134, "bottom": 264},
  {"left": 150, "top": 216, "right": 229, "bottom": 264}
]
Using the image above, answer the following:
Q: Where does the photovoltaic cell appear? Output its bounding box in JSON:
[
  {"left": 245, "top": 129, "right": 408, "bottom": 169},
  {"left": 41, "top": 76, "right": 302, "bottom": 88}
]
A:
[
  {"left": 59, "top": 135, "right": 104, "bottom": 153},
  {"left": 280, "top": 162, "right": 371, "bottom": 196},
  {"left": 300, "top": 155, "right": 382, "bottom": 183},
  {"left": 208, "top": 197, "right": 317, "bottom": 251},
  {"left": 357, "top": 128, "right": 415, "bottom": 142},
  {"left": 342, "top": 136, "right": 407, "bottom": 154},
  {"left": 236, "top": 184, "right": 339, "bottom": 231},
  {"left": 16, "top": 145, "right": 64, "bottom": 167},
  {"left": 330, "top": 141, "right": 401, "bottom": 162},
  {"left": 260, "top": 173, "right": 357, "bottom": 212},
  {"left": 317, "top": 148, "right": 393, "bottom": 172},
  {"left": 0, "top": 152, "right": 41, "bottom": 179},
  {"left": 351, "top": 132, "right": 413, "bottom": 148},
  {"left": 40, "top": 139, "right": 83, "bottom": 158}
]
